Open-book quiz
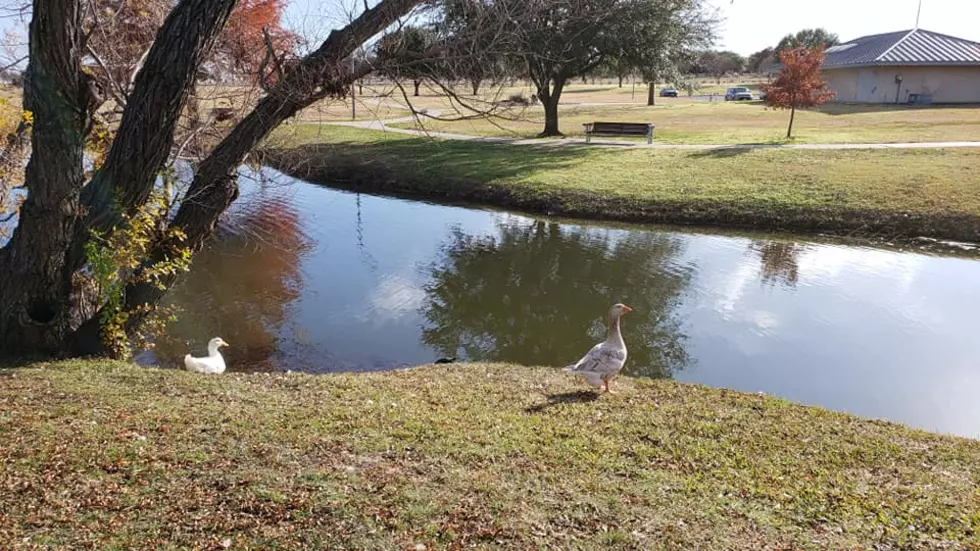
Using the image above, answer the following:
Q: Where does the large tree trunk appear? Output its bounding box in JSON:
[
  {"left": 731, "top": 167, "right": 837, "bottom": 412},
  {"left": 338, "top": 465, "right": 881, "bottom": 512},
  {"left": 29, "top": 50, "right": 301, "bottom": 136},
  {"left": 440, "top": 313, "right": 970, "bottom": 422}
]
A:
[
  {"left": 81, "top": 0, "right": 238, "bottom": 230},
  {"left": 537, "top": 78, "right": 565, "bottom": 137},
  {"left": 0, "top": 0, "right": 89, "bottom": 354},
  {"left": 76, "top": 0, "right": 425, "bottom": 350},
  {"left": 3, "top": 0, "right": 424, "bottom": 358},
  {"left": 647, "top": 83, "right": 656, "bottom": 106},
  {"left": 0, "top": 0, "right": 238, "bottom": 357}
]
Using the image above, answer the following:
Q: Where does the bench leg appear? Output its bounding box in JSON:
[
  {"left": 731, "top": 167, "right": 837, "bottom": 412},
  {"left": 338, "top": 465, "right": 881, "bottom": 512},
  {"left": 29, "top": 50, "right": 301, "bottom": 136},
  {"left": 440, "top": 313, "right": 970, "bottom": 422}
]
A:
[
  {"left": 586, "top": 134, "right": 591, "bottom": 144},
  {"left": 647, "top": 132, "right": 653, "bottom": 145}
]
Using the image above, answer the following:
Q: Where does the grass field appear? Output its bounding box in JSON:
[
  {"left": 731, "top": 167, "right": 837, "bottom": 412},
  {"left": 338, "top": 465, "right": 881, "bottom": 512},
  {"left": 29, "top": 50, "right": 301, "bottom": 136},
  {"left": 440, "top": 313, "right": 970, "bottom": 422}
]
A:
[
  {"left": 388, "top": 100, "right": 980, "bottom": 144},
  {"left": 228, "top": 80, "right": 980, "bottom": 146},
  {"left": 264, "top": 124, "right": 980, "bottom": 242},
  {"left": 2, "top": 361, "right": 978, "bottom": 549}
]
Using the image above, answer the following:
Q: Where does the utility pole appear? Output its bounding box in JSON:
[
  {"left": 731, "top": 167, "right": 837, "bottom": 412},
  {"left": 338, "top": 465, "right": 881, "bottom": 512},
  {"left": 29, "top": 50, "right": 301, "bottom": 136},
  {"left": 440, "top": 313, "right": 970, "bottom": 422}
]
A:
[{"left": 915, "top": 0, "right": 923, "bottom": 29}]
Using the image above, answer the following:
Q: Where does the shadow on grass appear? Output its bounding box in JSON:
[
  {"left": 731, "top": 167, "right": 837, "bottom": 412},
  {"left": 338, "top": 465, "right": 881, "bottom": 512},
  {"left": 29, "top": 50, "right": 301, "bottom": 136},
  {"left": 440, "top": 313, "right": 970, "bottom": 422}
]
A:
[
  {"left": 562, "top": 87, "right": 620, "bottom": 95},
  {"left": 0, "top": 356, "right": 43, "bottom": 371},
  {"left": 268, "top": 134, "right": 596, "bottom": 184},
  {"left": 816, "top": 102, "right": 980, "bottom": 116},
  {"left": 526, "top": 390, "right": 601, "bottom": 413},
  {"left": 688, "top": 146, "right": 756, "bottom": 158}
]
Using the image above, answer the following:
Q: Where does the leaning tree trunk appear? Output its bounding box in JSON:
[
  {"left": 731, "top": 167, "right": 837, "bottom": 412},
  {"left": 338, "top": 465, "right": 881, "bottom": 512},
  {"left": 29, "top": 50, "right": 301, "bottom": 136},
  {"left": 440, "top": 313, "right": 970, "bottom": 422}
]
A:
[
  {"left": 1, "top": 0, "right": 238, "bottom": 356},
  {"left": 72, "top": 0, "right": 425, "bottom": 353},
  {"left": 3, "top": 0, "right": 425, "bottom": 358}
]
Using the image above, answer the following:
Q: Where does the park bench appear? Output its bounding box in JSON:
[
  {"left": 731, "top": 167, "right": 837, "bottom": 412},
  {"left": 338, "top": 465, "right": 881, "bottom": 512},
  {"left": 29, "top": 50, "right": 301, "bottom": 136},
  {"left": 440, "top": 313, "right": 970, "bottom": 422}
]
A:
[{"left": 583, "top": 121, "right": 654, "bottom": 144}]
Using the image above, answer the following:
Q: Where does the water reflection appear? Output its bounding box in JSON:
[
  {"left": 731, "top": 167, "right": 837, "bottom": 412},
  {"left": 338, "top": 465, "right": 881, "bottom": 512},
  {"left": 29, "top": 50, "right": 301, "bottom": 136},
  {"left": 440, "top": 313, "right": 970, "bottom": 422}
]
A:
[
  {"left": 753, "top": 240, "right": 805, "bottom": 288},
  {"left": 151, "top": 189, "right": 312, "bottom": 371},
  {"left": 421, "top": 220, "right": 693, "bottom": 378},
  {"left": 136, "top": 168, "right": 980, "bottom": 438}
]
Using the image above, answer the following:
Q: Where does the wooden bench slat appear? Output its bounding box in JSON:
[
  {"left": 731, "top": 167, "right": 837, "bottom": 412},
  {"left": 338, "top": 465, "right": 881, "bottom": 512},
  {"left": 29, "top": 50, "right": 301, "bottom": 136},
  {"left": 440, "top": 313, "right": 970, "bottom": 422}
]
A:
[{"left": 583, "top": 121, "right": 654, "bottom": 144}]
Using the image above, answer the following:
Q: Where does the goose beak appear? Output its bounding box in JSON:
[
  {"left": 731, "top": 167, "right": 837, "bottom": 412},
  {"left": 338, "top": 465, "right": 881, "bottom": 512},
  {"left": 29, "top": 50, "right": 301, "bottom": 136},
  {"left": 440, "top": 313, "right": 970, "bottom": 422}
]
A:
[
  {"left": 222, "top": 342, "right": 231, "bottom": 348},
  {"left": 623, "top": 305, "right": 633, "bottom": 314}
]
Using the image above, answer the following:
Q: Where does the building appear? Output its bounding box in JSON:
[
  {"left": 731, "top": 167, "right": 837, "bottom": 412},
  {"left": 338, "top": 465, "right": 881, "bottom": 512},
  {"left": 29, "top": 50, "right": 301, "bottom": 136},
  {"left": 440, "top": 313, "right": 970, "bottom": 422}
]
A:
[{"left": 821, "top": 29, "right": 980, "bottom": 104}]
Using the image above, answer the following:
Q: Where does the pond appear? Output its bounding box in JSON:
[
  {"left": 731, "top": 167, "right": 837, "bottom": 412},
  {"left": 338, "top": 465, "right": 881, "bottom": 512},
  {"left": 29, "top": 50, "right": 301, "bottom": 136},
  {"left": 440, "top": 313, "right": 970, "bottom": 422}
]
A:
[{"left": 144, "top": 167, "right": 980, "bottom": 438}]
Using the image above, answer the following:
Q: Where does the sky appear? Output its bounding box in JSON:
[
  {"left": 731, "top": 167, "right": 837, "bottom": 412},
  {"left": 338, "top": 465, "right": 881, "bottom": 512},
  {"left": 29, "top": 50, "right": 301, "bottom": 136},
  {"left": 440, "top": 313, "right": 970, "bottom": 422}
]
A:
[
  {"left": 706, "top": 0, "right": 980, "bottom": 55},
  {"left": 2, "top": 0, "right": 979, "bottom": 64},
  {"left": 281, "top": 0, "right": 980, "bottom": 56}
]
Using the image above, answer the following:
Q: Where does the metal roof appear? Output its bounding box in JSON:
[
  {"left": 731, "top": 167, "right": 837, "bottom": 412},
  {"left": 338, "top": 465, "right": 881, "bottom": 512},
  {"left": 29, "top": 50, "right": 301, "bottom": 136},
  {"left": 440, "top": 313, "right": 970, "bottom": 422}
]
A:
[{"left": 822, "top": 29, "right": 980, "bottom": 69}]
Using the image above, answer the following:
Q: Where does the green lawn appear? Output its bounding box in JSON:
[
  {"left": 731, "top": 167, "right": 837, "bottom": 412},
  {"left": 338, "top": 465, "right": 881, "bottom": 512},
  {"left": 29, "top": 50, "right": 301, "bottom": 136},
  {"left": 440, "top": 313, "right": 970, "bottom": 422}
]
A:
[
  {"left": 264, "top": 125, "right": 980, "bottom": 242},
  {"left": 387, "top": 101, "right": 980, "bottom": 144},
  {"left": 2, "top": 361, "right": 978, "bottom": 549}
]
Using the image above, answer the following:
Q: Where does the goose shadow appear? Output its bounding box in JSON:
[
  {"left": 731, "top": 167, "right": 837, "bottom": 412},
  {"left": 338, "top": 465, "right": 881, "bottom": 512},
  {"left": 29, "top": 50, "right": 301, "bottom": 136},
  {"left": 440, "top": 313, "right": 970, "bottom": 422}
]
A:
[{"left": 526, "top": 390, "right": 600, "bottom": 413}]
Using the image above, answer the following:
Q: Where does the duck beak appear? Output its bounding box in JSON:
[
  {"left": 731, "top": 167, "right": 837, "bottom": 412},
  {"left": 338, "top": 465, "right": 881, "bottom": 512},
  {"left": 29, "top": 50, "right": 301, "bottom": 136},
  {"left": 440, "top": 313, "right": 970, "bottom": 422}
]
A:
[
  {"left": 623, "top": 305, "right": 633, "bottom": 313},
  {"left": 222, "top": 342, "right": 231, "bottom": 348}
]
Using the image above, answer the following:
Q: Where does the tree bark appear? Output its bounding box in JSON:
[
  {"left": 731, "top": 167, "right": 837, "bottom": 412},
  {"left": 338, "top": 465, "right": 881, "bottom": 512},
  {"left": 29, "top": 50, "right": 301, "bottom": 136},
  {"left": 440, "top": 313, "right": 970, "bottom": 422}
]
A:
[
  {"left": 0, "top": 0, "right": 239, "bottom": 356},
  {"left": 6, "top": 0, "right": 425, "bottom": 357},
  {"left": 86, "top": 0, "right": 425, "bottom": 348},
  {"left": 647, "top": 83, "right": 656, "bottom": 106},
  {"left": 81, "top": 0, "right": 238, "bottom": 230},
  {"left": 470, "top": 77, "right": 480, "bottom": 95},
  {"left": 618, "top": 75, "right": 623, "bottom": 88},
  {"left": 0, "top": 0, "right": 89, "bottom": 354},
  {"left": 537, "top": 78, "right": 565, "bottom": 137},
  {"left": 413, "top": 79, "right": 421, "bottom": 96},
  {"left": 787, "top": 104, "right": 796, "bottom": 138}
]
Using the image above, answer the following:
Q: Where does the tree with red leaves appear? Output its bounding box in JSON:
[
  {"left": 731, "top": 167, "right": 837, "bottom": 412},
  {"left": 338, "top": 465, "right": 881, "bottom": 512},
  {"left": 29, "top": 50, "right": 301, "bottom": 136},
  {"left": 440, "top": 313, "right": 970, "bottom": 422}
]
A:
[
  {"left": 762, "top": 46, "right": 835, "bottom": 138},
  {"left": 83, "top": 0, "right": 298, "bottom": 92},
  {"left": 218, "top": 0, "right": 301, "bottom": 82}
]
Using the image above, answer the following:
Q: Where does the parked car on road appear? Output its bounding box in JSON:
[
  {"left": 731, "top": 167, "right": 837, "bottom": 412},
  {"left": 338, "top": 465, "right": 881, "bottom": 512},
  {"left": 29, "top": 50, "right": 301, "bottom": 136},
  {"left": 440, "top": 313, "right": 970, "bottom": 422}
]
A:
[
  {"left": 725, "top": 87, "right": 754, "bottom": 101},
  {"left": 659, "top": 87, "right": 679, "bottom": 97}
]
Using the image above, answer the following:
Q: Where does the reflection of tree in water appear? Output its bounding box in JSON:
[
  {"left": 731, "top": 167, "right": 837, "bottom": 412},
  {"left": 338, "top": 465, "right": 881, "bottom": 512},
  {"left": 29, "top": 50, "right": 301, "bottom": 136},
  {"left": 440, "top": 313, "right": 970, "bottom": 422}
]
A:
[
  {"left": 421, "top": 220, "right": 693, "bottom": 379},
  {"left": 753, "top": 241, "right": 805, "bottom": 288},
  {"left": 152, "top": 194, "right": 311, "bottom": 372}
]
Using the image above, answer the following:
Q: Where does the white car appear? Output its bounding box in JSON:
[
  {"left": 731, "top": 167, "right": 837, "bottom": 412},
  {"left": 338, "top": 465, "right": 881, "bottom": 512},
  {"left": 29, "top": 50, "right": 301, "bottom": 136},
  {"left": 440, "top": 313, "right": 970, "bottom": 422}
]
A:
[{"left": 725, "top": 87, "right": 754, "bottom": 101}]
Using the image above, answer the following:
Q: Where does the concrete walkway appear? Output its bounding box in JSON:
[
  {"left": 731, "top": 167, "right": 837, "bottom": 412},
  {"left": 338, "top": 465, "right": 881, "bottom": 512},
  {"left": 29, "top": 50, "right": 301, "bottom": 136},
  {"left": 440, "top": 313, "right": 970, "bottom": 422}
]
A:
[{"left": 320, "top": 109, "right": 980, "bottom": 151}]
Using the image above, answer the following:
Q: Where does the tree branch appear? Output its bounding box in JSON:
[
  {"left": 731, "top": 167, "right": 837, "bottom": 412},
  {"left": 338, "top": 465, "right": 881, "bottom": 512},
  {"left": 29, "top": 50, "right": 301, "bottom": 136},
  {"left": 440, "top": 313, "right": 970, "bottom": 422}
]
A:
[
  {"left": 80, "top": 0, "right": 239, "bottom": 231},
  {"left": 83, "top": 43, "right": 128, "bottom": 106},
  {"left": 115, "top": 0, "right": 427, "bottom": 336}
]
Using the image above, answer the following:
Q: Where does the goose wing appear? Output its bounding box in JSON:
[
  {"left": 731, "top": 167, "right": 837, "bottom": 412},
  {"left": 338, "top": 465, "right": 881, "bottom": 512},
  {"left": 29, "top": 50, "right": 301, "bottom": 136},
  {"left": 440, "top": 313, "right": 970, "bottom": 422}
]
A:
[{"left": 566, "top": 342, "right": 626, "bottom": 376}]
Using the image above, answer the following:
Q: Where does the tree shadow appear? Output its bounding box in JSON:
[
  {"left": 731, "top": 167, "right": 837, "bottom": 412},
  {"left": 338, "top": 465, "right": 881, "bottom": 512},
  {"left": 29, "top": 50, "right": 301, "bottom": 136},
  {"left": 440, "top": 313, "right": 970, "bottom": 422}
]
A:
[
  {"left": 687, "top": 146, "right": 756, "bottom": 158},
  {"left": 816, "top": 102, "right": 980, "bottom": 116},
  {"left": 263, "top": 134, "right": 594, "bottom": 188},
  {"left": 526, "top": 390, "right": 600, "bottom": 413},
  {"left": 0, "top": 357, "right": 39, "bottom": 371},
  {"left": 562, "top": 87, "right": 618, "bottom": 95}
]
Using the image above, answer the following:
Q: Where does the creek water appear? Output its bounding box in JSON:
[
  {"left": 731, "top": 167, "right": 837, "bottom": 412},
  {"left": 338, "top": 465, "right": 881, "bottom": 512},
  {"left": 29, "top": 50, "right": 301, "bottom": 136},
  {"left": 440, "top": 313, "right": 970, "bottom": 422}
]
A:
[{"left": 143, "top": 167, "right": 980, "bottom": 438}]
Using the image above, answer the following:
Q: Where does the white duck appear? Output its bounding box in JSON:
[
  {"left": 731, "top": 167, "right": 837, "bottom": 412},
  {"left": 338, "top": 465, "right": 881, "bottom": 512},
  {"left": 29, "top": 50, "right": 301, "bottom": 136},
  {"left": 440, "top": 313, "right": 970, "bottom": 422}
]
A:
[
  {"left": 564, "top": 304, "right": 632, "bottom": 393},
  {"left": 184, "top": 337, "right": 230, "bottom": 374}
]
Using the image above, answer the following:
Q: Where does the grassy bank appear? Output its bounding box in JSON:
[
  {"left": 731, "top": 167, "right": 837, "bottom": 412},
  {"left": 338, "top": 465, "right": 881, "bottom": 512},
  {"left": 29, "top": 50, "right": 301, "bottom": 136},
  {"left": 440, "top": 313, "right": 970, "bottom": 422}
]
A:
[
  {"left": 388, "top": 101, "right": 980, "bottom": 145},
  {"left": 1, "top": 361, "right": 978, "bottom": 549},
  {"left": 263, "top": 125, "right": 980, "bottom": 242}
]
